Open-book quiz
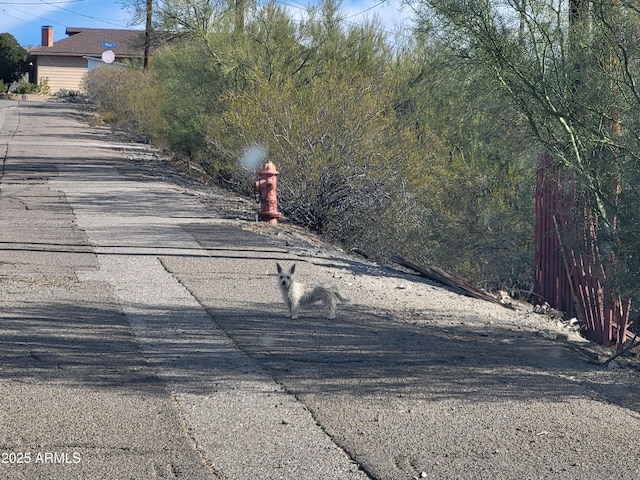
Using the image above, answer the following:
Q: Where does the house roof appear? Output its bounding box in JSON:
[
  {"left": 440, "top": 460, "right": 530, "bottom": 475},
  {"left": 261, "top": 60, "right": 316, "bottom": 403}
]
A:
[{"left": 28, "top": 28, "right": 145, "bottom": 58}]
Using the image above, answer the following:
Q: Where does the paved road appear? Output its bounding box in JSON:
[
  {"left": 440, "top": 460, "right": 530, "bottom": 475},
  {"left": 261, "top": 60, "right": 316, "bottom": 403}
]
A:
[{"left": 1, "top": 99, "right": 640, "bottom": 480}]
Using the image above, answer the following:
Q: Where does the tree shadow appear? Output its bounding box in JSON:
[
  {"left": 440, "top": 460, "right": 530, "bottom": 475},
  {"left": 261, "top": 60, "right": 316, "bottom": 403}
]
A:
[
  {"left": 0, "top": 301, "right": 165, "bottom": 394},
  {"left": 205, "top": 304, "right": 624, "bottom": 405},
  {"left": 2, "top": 258, "right": 629, "bottom": 414},
  {"left": 5, "top": 294, "right": 635, "bottom": 413}
]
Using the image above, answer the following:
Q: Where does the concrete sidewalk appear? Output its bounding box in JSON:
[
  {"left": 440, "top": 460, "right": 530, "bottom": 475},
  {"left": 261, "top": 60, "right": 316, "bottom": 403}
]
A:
[{"left": 2, "top": 100, "right": 640, "bottom": 480}]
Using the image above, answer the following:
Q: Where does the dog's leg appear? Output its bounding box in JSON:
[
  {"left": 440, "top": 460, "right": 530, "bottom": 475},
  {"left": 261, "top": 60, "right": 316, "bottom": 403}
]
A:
[
  {"left": 327, "top": 297, "right": 337, "bottom": 320},
  {"left": 290, "top": 299, "right": 299, "bottom": 319}
]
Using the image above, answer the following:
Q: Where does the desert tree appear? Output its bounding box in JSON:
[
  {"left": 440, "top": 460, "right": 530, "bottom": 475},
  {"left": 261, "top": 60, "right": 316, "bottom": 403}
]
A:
[{"left": 407, "top": 0, "right": 640, "bottom": 296}]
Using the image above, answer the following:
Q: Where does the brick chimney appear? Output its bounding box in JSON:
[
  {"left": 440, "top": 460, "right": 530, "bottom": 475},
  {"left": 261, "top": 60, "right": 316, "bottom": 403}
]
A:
[{"left": 41, "top": 26, "right": 53, "bottom": 47}]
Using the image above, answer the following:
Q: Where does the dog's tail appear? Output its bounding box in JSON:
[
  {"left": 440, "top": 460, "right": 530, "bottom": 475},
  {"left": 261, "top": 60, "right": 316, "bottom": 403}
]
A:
[
  {"left": 340, "top": 295, "right": 352, "bottom": 305},
  {"left": 325, "top": 283, "right": 352, "bottom": 305},
  {"left": 336, "top": 291, "right": 352, "bottom": 305}
]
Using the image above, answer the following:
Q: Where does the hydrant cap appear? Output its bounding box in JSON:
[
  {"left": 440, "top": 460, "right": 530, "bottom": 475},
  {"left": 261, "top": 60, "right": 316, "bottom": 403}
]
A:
[{"left": 259, "top": 160, "right": 279, "bottom": 175}]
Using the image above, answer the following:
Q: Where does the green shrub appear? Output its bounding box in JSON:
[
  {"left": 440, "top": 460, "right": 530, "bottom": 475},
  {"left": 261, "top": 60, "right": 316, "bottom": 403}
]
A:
[
  {"left": 14, "top": 78, "right": 50, "bottom": 95},
  {"left": 55, "top": 89, "right": 83, "bottom": 100}
]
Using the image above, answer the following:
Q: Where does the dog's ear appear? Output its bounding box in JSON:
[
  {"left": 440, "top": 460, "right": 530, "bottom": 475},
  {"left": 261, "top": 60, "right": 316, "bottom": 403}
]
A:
[
  {"left": 277, "top": 263, "right": 282, "bottom": 273},
  {"left": 290, "top": 264, "right": 296, "bottom": 274}
]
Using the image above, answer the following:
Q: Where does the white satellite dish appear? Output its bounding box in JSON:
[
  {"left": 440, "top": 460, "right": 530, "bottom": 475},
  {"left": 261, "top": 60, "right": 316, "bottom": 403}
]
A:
[{"left": 101, "top": 50, "right": 115, "bottom": 64}]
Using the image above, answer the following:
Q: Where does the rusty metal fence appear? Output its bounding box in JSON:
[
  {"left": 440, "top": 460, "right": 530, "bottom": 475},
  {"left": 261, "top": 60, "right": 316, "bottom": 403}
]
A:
[{"left": 534, "top": 153, "right": 632, "bottom": 350}]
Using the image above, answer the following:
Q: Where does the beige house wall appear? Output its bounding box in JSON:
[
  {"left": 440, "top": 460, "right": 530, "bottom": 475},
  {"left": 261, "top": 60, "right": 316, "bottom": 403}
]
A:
[{"left": 35, "top": 56, "right": 88, "bottom": 93}]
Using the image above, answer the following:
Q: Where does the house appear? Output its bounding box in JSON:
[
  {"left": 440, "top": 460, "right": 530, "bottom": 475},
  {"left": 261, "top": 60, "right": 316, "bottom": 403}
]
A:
[{"left": 26, "top": 26, "right": 146, "bottom": 93}]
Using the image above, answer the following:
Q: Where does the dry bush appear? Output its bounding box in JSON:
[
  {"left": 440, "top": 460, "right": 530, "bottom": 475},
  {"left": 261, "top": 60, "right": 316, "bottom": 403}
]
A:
[{"left": 85, "top": 66, "right": 166, "bottom": 143}]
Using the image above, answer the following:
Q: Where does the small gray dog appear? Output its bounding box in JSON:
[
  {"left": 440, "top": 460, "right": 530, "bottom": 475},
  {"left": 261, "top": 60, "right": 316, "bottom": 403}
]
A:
[{"left": 277, "top": 263, "right": 351, "bottom": 319}]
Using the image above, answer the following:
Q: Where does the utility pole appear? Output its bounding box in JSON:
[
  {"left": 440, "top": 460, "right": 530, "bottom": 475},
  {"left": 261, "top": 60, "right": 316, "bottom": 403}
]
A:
[{"left": 144, "top": 0, "right": 152, "bottom": 71}]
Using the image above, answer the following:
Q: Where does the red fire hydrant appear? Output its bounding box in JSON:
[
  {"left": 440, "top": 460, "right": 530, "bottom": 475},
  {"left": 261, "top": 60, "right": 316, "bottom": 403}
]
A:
[{"left": 254, "top": 160, "right": 282, "bottom": 224}]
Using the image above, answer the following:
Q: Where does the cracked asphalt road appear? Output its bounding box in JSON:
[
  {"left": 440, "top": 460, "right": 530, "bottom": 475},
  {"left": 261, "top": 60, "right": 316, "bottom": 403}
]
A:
[{"left": 1, "top": 99, "right": 639, "bottom": 479}]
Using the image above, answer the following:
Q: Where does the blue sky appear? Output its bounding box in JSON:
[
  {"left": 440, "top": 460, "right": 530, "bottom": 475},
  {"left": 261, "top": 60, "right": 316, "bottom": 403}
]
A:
[
  {"left": 1, "top": 0, "right": 413, "bottom": 48},
  {"left": 2, "top": 0, "right": 137, "bottom": 46}
]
